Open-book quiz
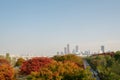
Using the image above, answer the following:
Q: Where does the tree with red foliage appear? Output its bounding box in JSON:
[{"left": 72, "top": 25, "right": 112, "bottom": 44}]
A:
[{"left": 20, "top": 57, "right": 53, "bottom": 75}]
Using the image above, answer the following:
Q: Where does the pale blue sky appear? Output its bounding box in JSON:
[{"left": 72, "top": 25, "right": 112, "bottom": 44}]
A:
[{"left": 0, "top": 0, "right": 120, "bottom": 56}]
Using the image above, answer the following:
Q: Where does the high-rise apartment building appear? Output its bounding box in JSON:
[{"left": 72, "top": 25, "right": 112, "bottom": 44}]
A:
[
  {"left": 67, "top": 44, "right": 70, "bottom": 53},
  {"left": 64, "top": 47, "right": 67, "bottom": 54},
  {"left": 101, "top": 45, "right": 105, "bottom": 53},
  {"left": 75, "top": 45, "right": 79, "bottom": 52},
  {"left": 57, "top": 52, "right": 59, "bottom": 55}
]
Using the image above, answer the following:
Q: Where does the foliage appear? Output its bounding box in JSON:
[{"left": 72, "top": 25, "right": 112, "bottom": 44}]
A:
[
  {"left": 15, "top": 58, "right": 25, "bottom": 67},
  {"left": 27, "top": 60, "right": 95, "bottom": 80},
  {"left": 20, "top": 57, "right": 53, "bottom": 75},
  {"left": 0, "top": 55, "right": 4, "bottom": 59},
  {"left": 114, "top": 51, "right": 120, "bottom": 62},
  {"left": 87, "top": 51, "right": 120, "bottom": 80},
  {"left": 0, "top": 59, "right": 15, "bottom": 80},
  {"left": 0, "top": 58, "right": 10, "bottom": 65},
  {"left": 52, "top": 54, "right": 83, "bottom": 67}
]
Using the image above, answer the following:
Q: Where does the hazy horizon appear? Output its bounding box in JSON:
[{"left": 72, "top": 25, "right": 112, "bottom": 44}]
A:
[{"left": 0, "top": 0, "right": 120, "bottom": 56}]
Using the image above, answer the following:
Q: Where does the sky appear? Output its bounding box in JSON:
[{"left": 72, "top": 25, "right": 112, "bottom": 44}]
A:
[{"left": 0, "top": 0, "right": 120, "bottom": 56}]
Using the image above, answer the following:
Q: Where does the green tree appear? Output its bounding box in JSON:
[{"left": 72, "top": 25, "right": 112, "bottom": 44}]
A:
[
  {"left": 114, "top": 51, "right": 120, "bottom": 62},
  {"left": 15, "top": 58, "right": 25, "bottom": 67},
  {"left": 52, "top": 54, "right": 83, "bottom": 67},
  {"left": 88, "top": 53, "right": 120, "bottom": 80}
]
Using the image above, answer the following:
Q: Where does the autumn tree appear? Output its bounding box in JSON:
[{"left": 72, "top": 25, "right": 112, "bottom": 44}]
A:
[
  {"left": 0, "top": 58, "right": 10, "bottom": 65},
  {"left": 27, "top": 60, "right": 95, "bottom": 80},
  {"left": 52, "top": 54, "right": 83, "bottom": 67},
  {"left": 15, "top": 58, "right": 25, "bottom": 67},
  {"left": 20, "top": 57, "right": 53, "bottom": 75},
  {"left": 0, "top": 59, "right": 15, "bottom": 80}
]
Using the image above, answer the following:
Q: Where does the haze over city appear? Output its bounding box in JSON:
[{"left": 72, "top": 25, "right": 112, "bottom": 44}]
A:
[{"left": 0, "top": 0, "right": 120, "bottom": 56}]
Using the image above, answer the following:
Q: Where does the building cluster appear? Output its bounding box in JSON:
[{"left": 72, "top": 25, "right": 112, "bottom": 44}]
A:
[
  {"left": 63, "top": 44, "right": 79, "bottom": 54},
  {"left": 57, "top": 44, "right": 106, "bottom": 57}
]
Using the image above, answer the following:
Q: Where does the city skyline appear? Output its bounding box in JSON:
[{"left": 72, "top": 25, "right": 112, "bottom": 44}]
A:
[
  {"left": 0, "top": 0, "right": 120, "bottom": 56},
  {"left": 57, "top": 44, "right": 107, "bottom": 56}
]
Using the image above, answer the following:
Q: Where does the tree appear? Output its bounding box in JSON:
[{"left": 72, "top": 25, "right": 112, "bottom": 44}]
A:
[
  {"left": 0, "top": 58, "right": 10, "bottom": 65},
  {"left": 52, "top": 54, "right": 83, "bottom": 67},
  {"left": 15, "top": 58, "right": 25, "bottom": 67},
  {"left": 114, "top": 51, "right": 120, "bottom": 62},
  {"left": 0, "top": 59, "right": 15, "bottom": 80},
  {"left": 88, "top": 54, "right": 120, "bottom": 80},
  {"left": 27, "top": 60, "right": 95, "bottom": 80},
  {"left": 20, "top": 57, "right": 53, "bottom": 75}
]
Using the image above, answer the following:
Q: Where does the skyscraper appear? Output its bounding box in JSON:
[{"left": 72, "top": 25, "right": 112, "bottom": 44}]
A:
[
  {"left": 57, "top": 52, "right": 59, "bottom": 55},
  {"left": 61, "top": 52, "right": 63, "bottom": 55},
  {"left": 67, "top": 44, "right": 70, "bottom": 53},
  {"left": 101, "top": 45, "right": 105, "bottom": 53},
  {"left": 72, "top": 49, "right": 75, "bottom": 54},
  {"left": 64, "top": 47, "right": 67, "bottom": 54},
  {"left": 75, "top": 45, "right": 79, "bottom": 52}
]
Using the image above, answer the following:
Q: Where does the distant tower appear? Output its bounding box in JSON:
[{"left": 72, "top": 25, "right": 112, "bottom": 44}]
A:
[
  {"left": 64, "top": 47, "right": 67, "bottom": 54},
  {"left": 101, "top": 45, "right": 105, "bottom": 53},
  {"left": 75, "top": 45, "right": 79, "bottom": 52},
  {"left": 61, "top": 52, "right": 63, "bottom": 55},
  {"left": 72, "top": 49, "right": 75, "bottom": 54},
  {"left": 67, "top": 44, "right": 70, "bottom": 53},
  {"left": 57, "top": 52, "right": 59, "bottom": 55}
]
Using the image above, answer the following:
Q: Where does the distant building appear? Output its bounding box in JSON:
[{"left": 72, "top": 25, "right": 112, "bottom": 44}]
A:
[
  {"left": 57, "top": 52, "right": 59, "bottom": 55},
  {"left": 72, "top": 49, "right": 75, "bottom": 54},
  {"left": 64, "top": 47, "right": 67, "bottom": 54},
  {"left": 61, "top": 52, "right": 63, "bottom": 55},
  {"left": 75, "top": 45, "right": 79, "bottom": 52},
  {"left": 67, "top": 44, "right": 70, "bottom": 53},
  {"left": 101, "top": 45, "right": 105, "bottom": 53}
]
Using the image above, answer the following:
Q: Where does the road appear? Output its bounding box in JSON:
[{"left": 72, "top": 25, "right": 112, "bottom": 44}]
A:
[{"left": 83, "top": 60, "right": 100, "bottom": 80}]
